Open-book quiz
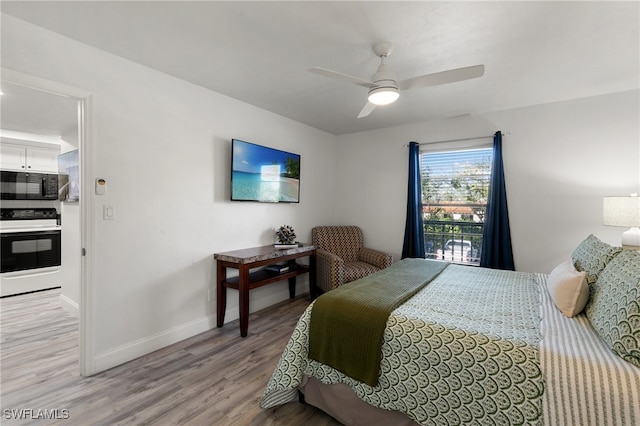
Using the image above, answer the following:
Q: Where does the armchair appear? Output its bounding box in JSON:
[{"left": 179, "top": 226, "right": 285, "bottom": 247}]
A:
[{"left": 311, "top": 226, "right": 393, "bottom": 293}]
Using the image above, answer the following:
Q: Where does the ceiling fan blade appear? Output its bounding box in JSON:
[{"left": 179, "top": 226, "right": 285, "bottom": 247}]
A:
[
  {"left": 357, "top": 102, "right": 376, "bottom": 118},
  {"left": 398, "top": 65, "right": 485, "bottom": 91},
  {"left": 309, "top": 67, "right": 375, "bottom": 88}
]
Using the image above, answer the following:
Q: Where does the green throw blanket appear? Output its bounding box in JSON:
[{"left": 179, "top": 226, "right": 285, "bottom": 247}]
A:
[{"left": 308, "top": 258, "right": 449, "bottom": 386}]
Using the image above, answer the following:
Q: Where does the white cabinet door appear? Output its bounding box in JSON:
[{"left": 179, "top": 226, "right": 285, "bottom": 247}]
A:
[
  {"left": 0, "top": 144, "right": 27, "bottom": 170},
  {"left": 26, "top": 147, "right": 59, "bottom": 172},
  {"left": 0, "top": 144, "right": 59, "bottom": 172}
]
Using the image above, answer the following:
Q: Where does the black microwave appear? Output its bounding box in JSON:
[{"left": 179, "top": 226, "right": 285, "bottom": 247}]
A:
[{"left": 0, "top": 171, "right": 59, "bottom": 200}]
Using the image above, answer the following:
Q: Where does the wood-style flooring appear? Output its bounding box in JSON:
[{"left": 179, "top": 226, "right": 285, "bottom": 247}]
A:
[{"left": 0, "top": 289, "right": 341, "bottom": 425}]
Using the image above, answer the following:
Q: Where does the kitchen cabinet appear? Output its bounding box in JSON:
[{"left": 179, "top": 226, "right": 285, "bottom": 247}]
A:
[{"left": 0, "top": 144, "right": 59, "bottom": 173}]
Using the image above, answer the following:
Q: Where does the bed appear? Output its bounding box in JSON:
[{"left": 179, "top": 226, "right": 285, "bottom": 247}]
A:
[{"left": 260, "top": 235, "right": 640, "bottom": 425}]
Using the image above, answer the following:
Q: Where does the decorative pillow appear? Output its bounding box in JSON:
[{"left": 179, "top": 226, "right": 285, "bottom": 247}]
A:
[
  {"left": 585, "top": 249, "right": 640, "bottom": 368},
  {"left": 571, "top": 234, "right": 622, "bottom": 287},
  {"left": 547, "top": 260, "right": 589, "bottom": 317}
]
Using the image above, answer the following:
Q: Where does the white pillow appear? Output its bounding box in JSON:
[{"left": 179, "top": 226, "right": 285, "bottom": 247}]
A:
[{"left": 547, "top": 259, "right": 589, "bottom": 318}]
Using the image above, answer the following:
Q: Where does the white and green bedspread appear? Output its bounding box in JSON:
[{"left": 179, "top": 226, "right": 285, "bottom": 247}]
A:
[{"left": 261, "top": 262, "right": 545, "bottom": 425}]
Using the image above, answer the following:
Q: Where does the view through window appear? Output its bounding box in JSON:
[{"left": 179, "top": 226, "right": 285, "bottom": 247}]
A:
[{"left": 420, "top": 147, "right": 493, "bottom": 265}]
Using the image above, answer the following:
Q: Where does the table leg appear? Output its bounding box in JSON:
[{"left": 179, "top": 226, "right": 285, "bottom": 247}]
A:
[
  {"left": 239, "top": 265, "right": 250, "bottom": 337},
  {"left": 288, "top": 277, "right": 296, "bottom": 299},
  {"left": 216, "top": 261, "right": 227, "bottom": 328}
]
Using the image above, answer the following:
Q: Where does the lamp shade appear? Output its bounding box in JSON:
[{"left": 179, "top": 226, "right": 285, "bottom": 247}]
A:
[
  {"left": 603, "top": 196, "right": 640, "bottom": 247},
  {"left": 603, "top": 196, "right": 640, "bottom": 227}
]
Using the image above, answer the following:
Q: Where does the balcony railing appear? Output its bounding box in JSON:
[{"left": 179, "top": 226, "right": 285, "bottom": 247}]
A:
[{"left": 424, "top": 220, "right": 483, "bottom": 265}]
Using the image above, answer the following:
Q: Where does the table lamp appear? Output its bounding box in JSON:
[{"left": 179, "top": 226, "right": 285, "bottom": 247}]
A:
[{"left": 603, "top": 194, "right": 640, "bottom": 248}]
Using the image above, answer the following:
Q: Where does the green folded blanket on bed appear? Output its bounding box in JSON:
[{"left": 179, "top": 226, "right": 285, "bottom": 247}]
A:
[{"left": 308, "top": 258, "right": 449, "bottom": 386}]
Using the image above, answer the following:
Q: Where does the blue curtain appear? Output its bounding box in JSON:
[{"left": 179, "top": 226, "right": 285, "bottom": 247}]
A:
[
  {"left": 480, "top": 132, "right": 515, "bottom": 270},
  {"left": 402, "top": 142, "right": 426, "bottom": 259}
]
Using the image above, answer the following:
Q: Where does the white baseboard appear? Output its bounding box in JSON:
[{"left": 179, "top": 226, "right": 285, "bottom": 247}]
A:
[
  {"left": 93, "top": 315, "right": 214, "bottom": 373},
  {"left": 91, "top": 285, "right": 296, "bottom": 373},
  {"left": 59, "top": 294, "right": 79, "bottom": 317}
]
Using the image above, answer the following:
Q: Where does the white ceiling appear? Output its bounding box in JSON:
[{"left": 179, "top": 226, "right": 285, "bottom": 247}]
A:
[
  {"left": 0, "top": 82, "right": 78, "bottom": 138},
  {"left": 1, "top": 1, "right": 639, "bottom": 136}
]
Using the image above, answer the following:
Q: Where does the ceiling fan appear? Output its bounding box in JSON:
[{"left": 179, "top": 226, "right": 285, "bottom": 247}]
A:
[{"left": 309, "top": 42, "right": 485, "bottom": 118}]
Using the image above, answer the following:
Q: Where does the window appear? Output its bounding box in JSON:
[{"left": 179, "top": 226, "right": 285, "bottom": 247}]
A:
[{"left": 420, "top": 147, "right": 493, "bottom": 265}]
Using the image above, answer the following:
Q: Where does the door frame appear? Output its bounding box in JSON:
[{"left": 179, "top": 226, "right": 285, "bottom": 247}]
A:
[{"left": 1, "top": 68, "right": 96, "bottom": 376}]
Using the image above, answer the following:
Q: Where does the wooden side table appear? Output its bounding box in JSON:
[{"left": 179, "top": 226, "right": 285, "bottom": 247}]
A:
[{"left": 214, "top": 244, "right": 317, "bottom": 337}]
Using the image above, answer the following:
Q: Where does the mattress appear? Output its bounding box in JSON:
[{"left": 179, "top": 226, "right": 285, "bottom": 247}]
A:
[{"left": 260, "top": 260, "right": 640, "bottom": 425}]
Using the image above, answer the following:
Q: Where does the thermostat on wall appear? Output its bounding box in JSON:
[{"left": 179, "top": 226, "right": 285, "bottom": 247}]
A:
[{"left": 95, "top": 178, "right": 107, "bottom": 195}]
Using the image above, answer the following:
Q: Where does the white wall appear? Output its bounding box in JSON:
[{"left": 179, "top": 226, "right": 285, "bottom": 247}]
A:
[
  {"left": 482, "top": 91, "right": 639, "bottom": 272},
  {"left": 335, "top": 90, "right": 639, "bottom": 273},
  {"left": 59, "top": 128, "right": 81, "bottom": 316},
  {"left": 2, "top": 15, "right": 337, "bottom": 372}
]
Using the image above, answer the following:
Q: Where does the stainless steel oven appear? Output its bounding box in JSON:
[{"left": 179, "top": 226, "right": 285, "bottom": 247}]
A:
[{"left": 1, "top": 208, "right": 61, "bottom": 274}]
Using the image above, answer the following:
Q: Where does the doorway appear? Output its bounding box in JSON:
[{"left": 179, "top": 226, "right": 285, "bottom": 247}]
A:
[{"left": 1, "top": 69, "right": 94, "bottom": 376}]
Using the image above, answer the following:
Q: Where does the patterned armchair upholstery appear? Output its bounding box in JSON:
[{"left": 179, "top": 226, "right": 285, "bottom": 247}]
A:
[{"left": 312, "top": 226, "right": 393, "bottom": 293}]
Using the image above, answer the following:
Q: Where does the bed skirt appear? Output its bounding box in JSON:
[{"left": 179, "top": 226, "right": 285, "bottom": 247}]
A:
[{"left": 299, "top": 376, "right": 419, "bottom": 426}]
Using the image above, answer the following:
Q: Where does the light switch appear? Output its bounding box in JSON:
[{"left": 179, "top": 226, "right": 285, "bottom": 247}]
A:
[{"left": 103, "top": 205, "right": 115, "bottom": 220}]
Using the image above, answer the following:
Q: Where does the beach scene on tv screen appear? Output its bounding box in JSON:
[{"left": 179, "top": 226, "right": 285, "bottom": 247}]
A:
[{"left": 232, "top": 141, "right": 300, "bottom": 202}]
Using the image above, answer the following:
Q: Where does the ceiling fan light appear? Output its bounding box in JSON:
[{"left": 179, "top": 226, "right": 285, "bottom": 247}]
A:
[{"left": 368, "top": 87, "right": 399, "bottom": 105}]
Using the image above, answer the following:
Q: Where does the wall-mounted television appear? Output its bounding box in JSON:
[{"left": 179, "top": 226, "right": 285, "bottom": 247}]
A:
[{"left": 231, "top": 139, "right": 301, "bottom": 203}]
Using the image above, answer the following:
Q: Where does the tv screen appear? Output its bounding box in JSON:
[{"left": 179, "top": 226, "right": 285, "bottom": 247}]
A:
[{"left": 231, "top": 139, "right": 301, "bottom": 203}]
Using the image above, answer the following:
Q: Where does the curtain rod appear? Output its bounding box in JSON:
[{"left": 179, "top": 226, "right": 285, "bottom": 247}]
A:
[{"left": 410, "top": 131, "right": 509, "bottom": 147}]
